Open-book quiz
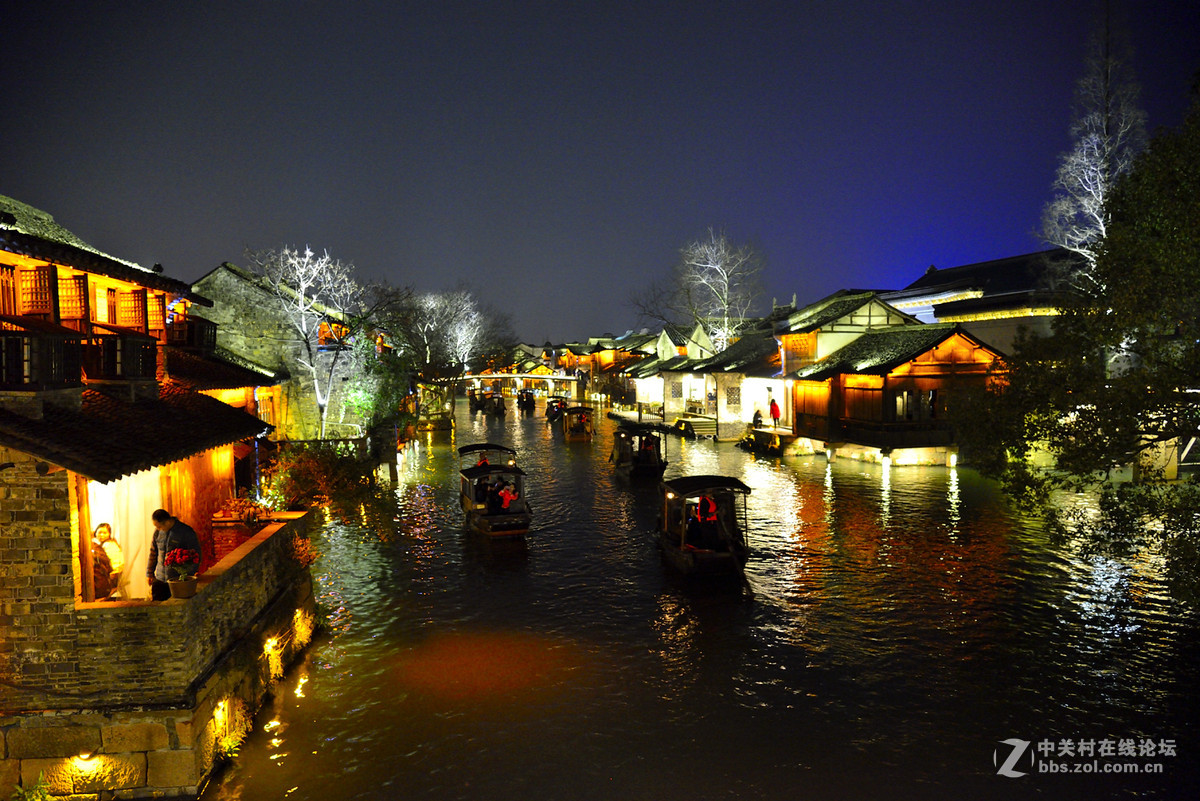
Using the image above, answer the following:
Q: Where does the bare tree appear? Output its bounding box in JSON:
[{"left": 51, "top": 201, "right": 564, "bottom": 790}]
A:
[
  {"left": 392, "top": 290, "right": 489, "bottom": 378},
  {"left": 247, "top": 246, "right": 372, "bottom": 438},
  {"left": 634, "top": 229, "right": 763, "bottom": 351},
  {"left": 1041, "top": 10, "right": 1146, "bottom": 292}
]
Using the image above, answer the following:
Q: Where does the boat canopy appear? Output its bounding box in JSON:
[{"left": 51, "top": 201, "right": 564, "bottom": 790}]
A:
[
  {"left": 457, "top": 443, "right": 516, "bottom": 457},
  {"left": 617, "top": 422, "right": 661, "bottom": 437},
  {"left": 660, "top": 475, "right": 751, "bottom": 497},
  {"left": 460, "top": 464, "right": 528, "bottom": 481}
]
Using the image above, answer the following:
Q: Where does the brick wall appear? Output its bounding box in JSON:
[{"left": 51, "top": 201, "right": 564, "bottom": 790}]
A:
[{"left": 0, "top": 450, "right": 78, "bottom": 713}]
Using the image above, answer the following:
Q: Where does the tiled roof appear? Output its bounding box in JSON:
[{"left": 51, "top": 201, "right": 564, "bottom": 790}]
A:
[
  {"left": 777, "top": 291, "right": 881, "bottom": 334},
  {"left": 0, "top": 385, "right": 271, "bottom": 483},
  {"left": 792, "top": 324, "right": 972, "bottom": 382},
  {"left": 693, "top": 330, "right": 780, "bottom": 376},
  {"left": 0, "top": 195, "right": 202, "bottom": 302},
  {"left": 889, "top": 249, "right": 1079, "bottom": 297},
  {"left": 163, "top": 347, "right": 279, "bottom": 391}
]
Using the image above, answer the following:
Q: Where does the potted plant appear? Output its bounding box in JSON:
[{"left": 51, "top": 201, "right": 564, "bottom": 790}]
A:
[{"left": 164, "top": 548, "right": 201, "bottom": 598}]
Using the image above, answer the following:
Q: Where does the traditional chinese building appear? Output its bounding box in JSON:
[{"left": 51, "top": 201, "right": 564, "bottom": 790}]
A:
[
  {"left": 790, "top": 323, "right": 1004, "bottom": 464},
  {"left": 0, "top": 196, "right": 315, "bottom": 798},
  {"left": 880, "top": 249, "right": 1078, "bottom": 355}
]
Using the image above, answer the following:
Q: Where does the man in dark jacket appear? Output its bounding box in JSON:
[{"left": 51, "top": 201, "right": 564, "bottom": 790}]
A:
[{"left": 146, "top": 508, "right": 201, "bottom": 601}]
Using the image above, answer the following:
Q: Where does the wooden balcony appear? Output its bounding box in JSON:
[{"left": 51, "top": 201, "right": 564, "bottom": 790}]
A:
[
  {"left": 82, "top": 323, "right": 158, "bottom": 381},
  {"left": 0, "top": 316, "right": 84, "bottom": 391},
  {"left": 166, "top": 315, "right": 217, "bottom": 351}
]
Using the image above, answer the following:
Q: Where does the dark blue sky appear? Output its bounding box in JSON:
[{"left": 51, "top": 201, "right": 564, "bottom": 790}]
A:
[{"left": 4, "top": 1, "right": 1197, "bottom": 343}]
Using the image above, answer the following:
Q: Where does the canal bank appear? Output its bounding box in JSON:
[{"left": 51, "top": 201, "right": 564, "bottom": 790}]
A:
[{"left": 203, "top": 404, "right": 1198, "bottom": 801}]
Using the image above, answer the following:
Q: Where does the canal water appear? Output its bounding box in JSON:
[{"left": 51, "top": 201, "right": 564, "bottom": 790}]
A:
[{"left": 202, "top": 405, "right": 1198, "bottom": 800}]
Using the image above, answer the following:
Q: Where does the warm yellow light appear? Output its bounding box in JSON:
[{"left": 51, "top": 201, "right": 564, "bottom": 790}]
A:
[
  {"left": 293, "top": 609, "right": 314, "bottom": 648},
  {"left": 72, "top": 753, "right": 102, "bottom": 773},
  {"left": 948, "top": 453, "right": 958, "bottom": 468},
  {"left": 265, "top": 636, "right": 284, "bottom": 680}
]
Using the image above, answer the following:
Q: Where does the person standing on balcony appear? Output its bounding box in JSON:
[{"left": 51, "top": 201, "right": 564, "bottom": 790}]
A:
[{"left": 146, "top": 509, "right": 201, "bottom": 601}]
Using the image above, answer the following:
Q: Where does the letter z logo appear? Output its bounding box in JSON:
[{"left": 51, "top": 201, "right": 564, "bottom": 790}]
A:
[{"left": 994, "top": 738, "right": 1033, "bottom": 778}]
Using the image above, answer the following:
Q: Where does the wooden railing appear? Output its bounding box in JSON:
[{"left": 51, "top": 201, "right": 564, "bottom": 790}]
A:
[
  {"left": 166, "top": 316, "right": 217, "bottom": 350},
  {"left": 0, "top": 325, "right": 83, "bottom": 390},
  {"left": 82, "top": 325, "right": 157, "bottom": 381}
]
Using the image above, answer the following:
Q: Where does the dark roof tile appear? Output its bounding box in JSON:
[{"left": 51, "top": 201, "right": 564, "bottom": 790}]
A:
[{"left": 0, "top": 385, "right": 271, "bottom": 483}]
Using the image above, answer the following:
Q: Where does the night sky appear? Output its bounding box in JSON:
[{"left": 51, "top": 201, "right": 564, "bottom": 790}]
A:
[{"left": 5, "top": 2, "right": 1197, "bottom": 343}]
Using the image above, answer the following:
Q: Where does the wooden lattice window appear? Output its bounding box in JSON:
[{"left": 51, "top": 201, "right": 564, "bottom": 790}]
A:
[
  {"left": 670, "top": 380, "right": 683, "bottom": 399},
  {"left": 725, "top": 385, "right": 741, "bottom": 410},
  {"left": 58, "top": 275, "right": 90, "bottom": 322},
  {"left": 116, "top": 289, "right": 148, "bottom": 332},
  {"left": 19, "top": 266, "right": 56, "bottom": 317},
  {"left": 0, "top": 266, "right": 16, "bottom": 316},
  {"left": 148, "top": 294, "right": 166, "bottom": 338}
]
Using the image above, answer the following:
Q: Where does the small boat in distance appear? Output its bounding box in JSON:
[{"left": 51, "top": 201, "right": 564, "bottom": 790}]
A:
[
  {"left": 516, "top": 389, "right": 536, "bottom": 412},
  {"left": 545, "top": 396, "right": 569, "bottom": 421},
  {"left": 562, "top": 406, "right": 594, "bottom": 441},
  {"left": 457, "top": 444, "right": 530, "bottom": 539},
  {"left": 657, "top": 475, "right": 751, "bottom": 579},
  {"left": 610, "top": 423, "right": 667, "bottom": 480}
]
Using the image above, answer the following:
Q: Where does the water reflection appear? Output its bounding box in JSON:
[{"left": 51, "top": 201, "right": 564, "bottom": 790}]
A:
[{"left": 204, "top": 405, "right": 1198, "bottom": 801}]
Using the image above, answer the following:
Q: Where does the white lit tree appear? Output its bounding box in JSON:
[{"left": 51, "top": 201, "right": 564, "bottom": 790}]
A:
[
  {"left": 1041, "top": 13, "right": 1146, "bottom": 292},
  {"left": 248, "top": 246, "right": 371, "bottom": 438},
  {"left": 634, "top": 228, "right": 763, "bottom": 351}
]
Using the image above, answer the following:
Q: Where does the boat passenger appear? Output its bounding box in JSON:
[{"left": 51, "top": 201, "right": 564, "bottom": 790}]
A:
[{"left": 498, "top": 483, "right": 520, "bottom": 512}]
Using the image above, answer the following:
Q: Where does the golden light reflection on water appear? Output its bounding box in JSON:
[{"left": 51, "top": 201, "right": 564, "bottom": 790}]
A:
[{"left": 392, "top": 630, "right": 585, "bottom": 703}]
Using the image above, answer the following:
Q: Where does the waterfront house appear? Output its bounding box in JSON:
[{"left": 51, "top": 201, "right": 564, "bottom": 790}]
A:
[
  {"left": 789, "top": 323, "right": 1004, "bottom": 464},
  {"left": 625, "top": 324, "right": 713, "bottom": 422},
  {"left": 0, "top": 197, "right": 315, "bottom": 798}
]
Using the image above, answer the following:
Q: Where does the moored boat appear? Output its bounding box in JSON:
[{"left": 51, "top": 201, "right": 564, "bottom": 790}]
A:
[
  {"left": 516, "top": 389, "right": 536, "bottom": 412},
  {"left": 610, "top": 423, "right": 667, "bottom": 479},
  {"left": 656, "top": 475, "right": 751, "bottom": 579}
]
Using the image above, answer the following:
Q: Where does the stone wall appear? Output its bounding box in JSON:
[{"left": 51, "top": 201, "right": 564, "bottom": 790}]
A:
[{"left": 0, "top": 491, "right": 318, "bottom": 799}]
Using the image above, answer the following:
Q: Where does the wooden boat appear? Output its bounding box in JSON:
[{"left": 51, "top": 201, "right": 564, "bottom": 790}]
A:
[
  {"left": 480, "top": 391, "right": 506, "bottom": 416},
  {"left": 457, "top": 444, "right": 530, "bottom": 539},
  {"left": 657, "top": 475, "right": 751, "bottom": 578},
  {"left": 545, "top": 396, "right": 568, "bottom": 421},
  {"left": 562, "top": 405, "right": 594, "bottom": 441},
  {"left": 516, "top": 389, "right": 536, "bottom": 412},
  {"left": 457, "top": 443, "right": 518, "bottom": 469},
  {"left": 610, "top": 423, "right": 667, "bottom": 479}
]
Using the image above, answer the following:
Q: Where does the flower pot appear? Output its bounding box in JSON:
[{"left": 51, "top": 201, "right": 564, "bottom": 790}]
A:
[{"left": 168, "top": 577, "right": 198, "bottom": 599}]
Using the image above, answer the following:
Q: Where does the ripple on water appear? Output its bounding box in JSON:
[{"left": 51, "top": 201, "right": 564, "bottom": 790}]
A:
[{"left": 204, "top": 408, "right": 1200, "bottom": 801}]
